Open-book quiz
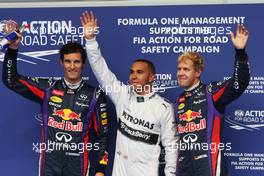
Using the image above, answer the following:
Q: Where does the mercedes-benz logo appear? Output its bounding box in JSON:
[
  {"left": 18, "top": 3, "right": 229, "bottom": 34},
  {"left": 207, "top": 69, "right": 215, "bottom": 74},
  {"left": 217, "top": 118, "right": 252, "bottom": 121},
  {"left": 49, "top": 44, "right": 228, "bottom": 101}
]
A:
[
  {"left": 182, "top": 133, "right": 198, "bottom": 143},
  {"left": 55, "top": 132, "right": 72, "bottom": 142}
]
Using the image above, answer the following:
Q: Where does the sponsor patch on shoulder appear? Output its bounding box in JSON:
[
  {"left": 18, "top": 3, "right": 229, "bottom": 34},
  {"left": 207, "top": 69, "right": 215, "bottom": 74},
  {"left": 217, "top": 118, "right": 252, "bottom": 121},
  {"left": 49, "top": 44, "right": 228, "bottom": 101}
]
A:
[
  {"left": 50, "top": 96, "right": 62, "bottom": 103},
  {"left": 178, "top": 103, "right": 185, "bottom": 110},
  {"left": 52, "top": 89, "right": 64, "bottom": 96},
  {"left": 178, "top": 97, "right": 185, "bottom": 103}
]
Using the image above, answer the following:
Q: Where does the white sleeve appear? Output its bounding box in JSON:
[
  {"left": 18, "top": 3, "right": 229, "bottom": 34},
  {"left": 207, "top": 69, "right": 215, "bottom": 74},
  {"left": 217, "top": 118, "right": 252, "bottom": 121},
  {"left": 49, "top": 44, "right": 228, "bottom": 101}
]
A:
[
  {"left": 85, "top": 38, "right": 128, "bottom": 105},
  {"left": 160, "top": 103, "right": 179, "bottom": 176}
]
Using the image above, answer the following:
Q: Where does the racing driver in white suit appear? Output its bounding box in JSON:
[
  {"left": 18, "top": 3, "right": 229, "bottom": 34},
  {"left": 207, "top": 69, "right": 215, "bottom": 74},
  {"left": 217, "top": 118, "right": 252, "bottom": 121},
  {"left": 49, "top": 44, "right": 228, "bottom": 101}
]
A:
[{"left": 80, "top": 11, "right": 179, "bottom": 176}]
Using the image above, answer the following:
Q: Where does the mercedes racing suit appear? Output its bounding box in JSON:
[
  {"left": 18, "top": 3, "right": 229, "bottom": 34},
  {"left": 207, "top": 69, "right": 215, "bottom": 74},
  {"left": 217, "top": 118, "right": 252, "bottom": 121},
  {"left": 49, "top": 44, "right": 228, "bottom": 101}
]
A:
[
  {"left": 175, "top": 49, "right": 250, "bottom": 176},
  {"left": 2, "top": 48, "right": 109, "bottom": 176},
  {"left": 85, "top": 38, "right": 178, "bottom": 176}
]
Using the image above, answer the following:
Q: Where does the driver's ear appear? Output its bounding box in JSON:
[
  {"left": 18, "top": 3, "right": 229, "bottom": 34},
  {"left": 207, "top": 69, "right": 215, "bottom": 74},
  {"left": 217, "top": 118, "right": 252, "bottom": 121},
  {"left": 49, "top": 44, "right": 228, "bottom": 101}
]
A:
[
  {"left": 196, "top": 69, "right": 202, "bottom": 78},
  {"left": 149, "top": 73, "right": 155, "bottom": 83}
]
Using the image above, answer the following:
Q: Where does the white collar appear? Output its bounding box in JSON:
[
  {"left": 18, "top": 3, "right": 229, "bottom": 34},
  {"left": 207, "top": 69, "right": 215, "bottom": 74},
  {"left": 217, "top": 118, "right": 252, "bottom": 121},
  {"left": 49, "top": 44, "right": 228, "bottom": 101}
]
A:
[
  {"left": 132, "top": 91, "right": 156, "bottom": 102},
  {"left": 63, "top": 78, "right": 82, "bottom": 89},
  {"left": 185, "top": 80, "right": 201, "bottom": 91}
]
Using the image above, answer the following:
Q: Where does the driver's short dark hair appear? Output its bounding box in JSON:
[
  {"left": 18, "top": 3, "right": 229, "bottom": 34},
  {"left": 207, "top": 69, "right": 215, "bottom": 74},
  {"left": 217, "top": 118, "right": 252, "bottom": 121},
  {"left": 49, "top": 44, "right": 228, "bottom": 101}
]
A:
[
  {"left": 59, "top": 42, "right": 86, "bottom": 63},
  {"left": 134, "top": 59, "right": 156, "bottom": 74}
]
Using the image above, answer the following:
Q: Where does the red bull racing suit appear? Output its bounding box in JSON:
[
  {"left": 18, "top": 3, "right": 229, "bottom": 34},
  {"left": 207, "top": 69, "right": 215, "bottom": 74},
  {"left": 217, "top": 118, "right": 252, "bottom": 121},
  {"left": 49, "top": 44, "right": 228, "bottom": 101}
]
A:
[
  {"left": 85, "top": 38, "right": 178, "bottom": 176},
  {"left": 2, "top": 48, "right": 109, "bottom": 176},
  {"left": 175, "top": 49, "right": 250, "bottom": 176}
]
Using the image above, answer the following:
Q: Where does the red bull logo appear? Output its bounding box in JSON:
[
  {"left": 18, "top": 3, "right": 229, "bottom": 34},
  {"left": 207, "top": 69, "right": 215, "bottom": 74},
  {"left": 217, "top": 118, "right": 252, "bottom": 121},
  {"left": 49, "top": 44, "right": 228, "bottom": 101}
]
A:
[
  {"left": 99, "top": 152, "right": 109, "bottom": 165},
  {"left": 48, "top": 117, "right": 83, "bottom": 132},
  {"left": 179, "top": 109, "right": 202, "bottom": 122},
  {"left": 178, "top": 119, "right": 206, "bottom": 134},
  {"left": 53, "top": 109, "right": 81, "bottom": 121}
]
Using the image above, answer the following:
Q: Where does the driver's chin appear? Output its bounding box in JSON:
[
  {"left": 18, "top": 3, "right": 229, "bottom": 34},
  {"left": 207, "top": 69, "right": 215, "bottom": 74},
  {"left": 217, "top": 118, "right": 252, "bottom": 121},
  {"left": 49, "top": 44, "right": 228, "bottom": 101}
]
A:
[
  {"left": 132, "top": 84, "right": 143, "bottom": 91},
  {"left": 65, "top": 74, "right": 81, "bottom": 83},
  {"left": 132, "top": 84, "right": 141, "bottom": 89},
  {"left": 178, "top": 82, "right": 184, "bottom": 87},
  {"left": 179, "top": 83, "right": 190, "bottom": 90},
  {"left": 178, "top": 80, "right": 187, "bottom": 88}
]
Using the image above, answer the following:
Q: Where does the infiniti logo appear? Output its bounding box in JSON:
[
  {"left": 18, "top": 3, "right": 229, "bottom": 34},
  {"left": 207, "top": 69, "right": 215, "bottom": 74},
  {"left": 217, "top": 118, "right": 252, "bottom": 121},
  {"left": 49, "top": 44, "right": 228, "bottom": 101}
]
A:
[
  {"left": 55, "top": 132, "right": 72, "bottom": 142},
  {"left": 183, "top": 133, "right": 198, "bottom": 143},
  {"left": 79, "top": 94, "right": 88, "bottom": 101}
]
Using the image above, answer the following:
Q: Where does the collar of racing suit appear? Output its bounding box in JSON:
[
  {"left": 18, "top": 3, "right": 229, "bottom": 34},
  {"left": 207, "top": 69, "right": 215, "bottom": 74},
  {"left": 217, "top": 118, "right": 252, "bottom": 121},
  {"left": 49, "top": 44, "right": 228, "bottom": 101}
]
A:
[
  {"left": 185, "top": 80, "right": 201, "bottom": 91},
  {"left": 63, "top": 78, "right": 83, "bottom": 90},
  {"left": 184, "top": 81, "right": 203, "bottom": 97},
  {"left": 132, "top": 91, "right": 156, "bottom": 103}
]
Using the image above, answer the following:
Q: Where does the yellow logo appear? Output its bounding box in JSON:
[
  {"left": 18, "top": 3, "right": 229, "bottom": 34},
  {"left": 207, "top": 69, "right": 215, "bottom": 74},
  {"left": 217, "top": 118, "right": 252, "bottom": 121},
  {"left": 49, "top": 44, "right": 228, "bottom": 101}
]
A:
[
  {"left": 50, "top": 96, "right": 62, "bottom": 103},
  {"left": 178, "top": 103, "right": 185, "bottom": 110},
  {"left": 101, "top": 112, "right": 107, "bottom": 119},
  {"left": 102, "top": 119, "right": 108, "bottom": 125}
]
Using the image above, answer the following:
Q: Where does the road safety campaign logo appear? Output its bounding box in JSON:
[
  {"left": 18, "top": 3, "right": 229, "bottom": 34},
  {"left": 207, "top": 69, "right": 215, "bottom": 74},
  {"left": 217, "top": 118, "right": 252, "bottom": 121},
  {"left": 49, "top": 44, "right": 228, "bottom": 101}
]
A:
[
  {"left": 0, "top": 19, "right": 86, "bottom": 65},
  {"left": 0, "top": 19, "right": 53, "bottom": 64},
  {"left": 225, "top": 109, "right": 264, "bottom": 131},
  {"left": 153, "top": 73, "right": 179, "bottom": 92}
]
